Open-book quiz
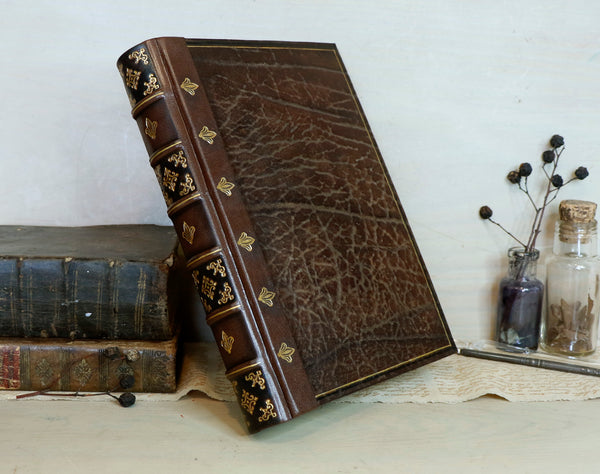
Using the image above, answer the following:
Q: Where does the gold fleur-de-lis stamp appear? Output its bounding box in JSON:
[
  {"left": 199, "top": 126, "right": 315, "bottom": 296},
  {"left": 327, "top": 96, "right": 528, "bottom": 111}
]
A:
[
  {"left": 198, "top": 125, "right": 217, "bottom": 144},
  {"left": 217, "top": 177, "right": 235, "bottom": 196},
  {"left": 180, "top": 77, "right": 199, "bottom": 95},
  {"left": 237, "top": 232, "right": 255, "bottom": 252},
  {"left": 277, "top": 343, "right": 295, "bottom": 363},
  {"left": 201, "top": 276, "right": 217, "bottom": 300},
  {"left": 220, "top": 330, "right": 234, "bottom": 354},
  {"left": 145, "top": 117, "right": 158, "bottom": 139},
  {"left": 258, "top": 287, "right": 276, "bottom": 307},
  {"left": 182, "top": 221, "right": 195, "bottom": 245}
]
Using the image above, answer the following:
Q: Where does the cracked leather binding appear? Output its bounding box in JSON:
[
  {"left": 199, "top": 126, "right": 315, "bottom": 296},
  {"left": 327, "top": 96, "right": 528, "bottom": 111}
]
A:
[
  {"left": 0, "top": 225, "right": 181, "bottom": 341},
  {"left": 0, "top": 336, "right": 177, "bottom": 392},
  {"left": 117, "top": 37, "right": 455, "bottom": 432}
]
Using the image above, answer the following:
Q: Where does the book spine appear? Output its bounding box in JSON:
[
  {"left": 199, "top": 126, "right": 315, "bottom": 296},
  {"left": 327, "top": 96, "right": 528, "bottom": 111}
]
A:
[
  {"left": 0, "top": 337, "right": 177, "bottom": 392},
  {"left": 117, "top": 38, "right": 318, "bottom": 432},
  {"left": 0, "top": 257, "right": 174, "bottom": 340}
]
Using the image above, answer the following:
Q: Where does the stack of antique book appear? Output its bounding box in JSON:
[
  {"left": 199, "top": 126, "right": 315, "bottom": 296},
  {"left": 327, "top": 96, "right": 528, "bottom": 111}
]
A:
[
  {"left": 0, "top": 225, "right": 184, "bottom": 395},
  {"left": 0, "top": 36, "right": 459, "bottom": 432}
]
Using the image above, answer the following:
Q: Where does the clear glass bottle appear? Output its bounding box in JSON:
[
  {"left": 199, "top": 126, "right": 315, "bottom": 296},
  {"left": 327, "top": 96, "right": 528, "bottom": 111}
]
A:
[
  {"left": 541, "top": 200, "right": 600, "bottom": 357},
  {"left": 496, "top": 247, "right": 544, "bottom": 350}
]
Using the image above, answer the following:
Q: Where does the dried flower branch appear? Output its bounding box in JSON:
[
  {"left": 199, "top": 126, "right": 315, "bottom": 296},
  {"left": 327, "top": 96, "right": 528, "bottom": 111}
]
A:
[{"left": 479, "top": 134, "right": 588, "bottom": 253}]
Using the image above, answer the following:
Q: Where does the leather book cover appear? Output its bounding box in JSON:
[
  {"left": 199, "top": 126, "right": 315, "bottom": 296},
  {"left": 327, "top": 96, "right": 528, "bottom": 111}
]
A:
[
  {"left": 117, "top": 38, "right": 455, "bottom": 432},
  {"left": 0, "top": 336, "right": 177, "bottom": 393},
  {"left": 0, "top": 225, "right": 182, "bottom": 341}
]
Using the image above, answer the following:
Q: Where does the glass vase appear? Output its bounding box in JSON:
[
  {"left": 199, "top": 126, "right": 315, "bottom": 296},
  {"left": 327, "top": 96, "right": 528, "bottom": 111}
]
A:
[{"left": 496, "top": 247, "right": 544, "bottom": 350}]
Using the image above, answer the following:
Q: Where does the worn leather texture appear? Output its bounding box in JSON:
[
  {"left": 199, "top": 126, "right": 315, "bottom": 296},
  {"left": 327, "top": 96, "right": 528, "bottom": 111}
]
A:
[
  {"left": 0, "top": 225, "right": 181, "bottom": 340},
  {"left": 118, "top": 38, "right": 455, "bottom": 430},
  {"left": 0, "top": 336, "right": 178, "bottom": 392},
  {"left": 187, "top": 41, "right": 455, "bottom": 398}
]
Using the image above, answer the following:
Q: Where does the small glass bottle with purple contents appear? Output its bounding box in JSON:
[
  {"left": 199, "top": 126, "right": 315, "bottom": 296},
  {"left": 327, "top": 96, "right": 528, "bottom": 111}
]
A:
[{"left": 496, "top": 247, "right": 544, "bottom": 350}]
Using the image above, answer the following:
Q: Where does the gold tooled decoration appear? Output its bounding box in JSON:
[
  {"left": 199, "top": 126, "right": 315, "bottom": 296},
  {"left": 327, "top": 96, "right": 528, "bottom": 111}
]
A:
[
  {"left": 220, "top": 331, "right": 234, "bottom": 354},
  {"left": 201, "top": 276, "right": 217, "bottom": 300},
  {"left": 241, "top": 390, "right": 258, "bottom": 415},
  {"left": 128, "top": 48, "right": 149, "bottom": 65},
  {"left": 73, "top": 358, "right": 92, "bottom": 387},
  {"left": 245, "top": 371, "right": 266, "bottom": 390},
  {"left": 258, "top": 400, "right": 277, "bottom": 422},
  {"left": 206, "top": 259, "right": 226, "bottom": 277},
  {"left": 125, "top": 68, "right": 142, "bottom": 90},
  {"left": 237, "top": 232, "right": 255, "bottom": 252},
  {"left": 277, "top": 343, "right": 295, "bottom": 363},
  {"left": 200, "top": 297, "right": 213, "bottom": 314},
  {"left": 35, "top": 358, "right": 53, "bottom": 388},
  {"left": 144, "top": 118, "right": 158, "bottom": 139},
  {"left": 191, "top": 270, "right": 200, "bottom": 287},
  {"left": 218, "top": 283, "right": 235, "bottom": 305},
  {"left": 143, "top": 73, "right": 160, "bottom": 96},
  {"left": 167, "top": 150, "right": 187, "bottom": 168},
  {"left": 162, "top": 168, "right": 179, "bottom": 192},
  {"left": 179, "top": 174, "right": 196, "bottom": 196},
  {"left": 181, "top": 77, "right": 199, "bottom": 95},
  {"left": 258, "top": 287, "right": 276, "bottom": 307},
  {"left": 198, "top": 125, "right": 217, "bottom": 144},
  {"left": 182, "top": 222, "right": 195, "bottom": 245},
  {"left": 217, "top": 177, "right": 235, "bottom": 196}
]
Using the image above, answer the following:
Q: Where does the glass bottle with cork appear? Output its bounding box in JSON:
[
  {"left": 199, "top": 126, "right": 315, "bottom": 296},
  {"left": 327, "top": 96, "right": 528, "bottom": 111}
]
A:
[{"left": 541, "top": 199, "right": 600, "bottom": 357}]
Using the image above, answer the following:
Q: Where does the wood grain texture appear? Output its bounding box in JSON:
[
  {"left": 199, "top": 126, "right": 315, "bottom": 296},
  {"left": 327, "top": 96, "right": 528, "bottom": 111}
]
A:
[{"left": 1, "top": 395, "right": 599, "bottom": 472}]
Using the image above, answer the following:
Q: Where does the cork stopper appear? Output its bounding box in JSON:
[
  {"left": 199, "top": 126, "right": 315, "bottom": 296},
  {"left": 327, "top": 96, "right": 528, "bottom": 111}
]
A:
[
  {"left": 559, "top": 200, "right": 597, "bottom": 223},
  {"left": 558, "top": 200, "right": 597, "bottom": 243}
]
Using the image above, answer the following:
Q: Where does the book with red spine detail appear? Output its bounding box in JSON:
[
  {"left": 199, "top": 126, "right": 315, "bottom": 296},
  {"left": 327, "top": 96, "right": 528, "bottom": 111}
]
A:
[{"left": 0, "top": 336, "right": 178, "bottom": 393}]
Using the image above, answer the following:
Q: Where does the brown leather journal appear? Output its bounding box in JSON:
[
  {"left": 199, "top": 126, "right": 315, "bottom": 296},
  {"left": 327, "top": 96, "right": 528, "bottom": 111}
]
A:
[{"left": 117, "top": 37, "right": 455, "bottom": 432}]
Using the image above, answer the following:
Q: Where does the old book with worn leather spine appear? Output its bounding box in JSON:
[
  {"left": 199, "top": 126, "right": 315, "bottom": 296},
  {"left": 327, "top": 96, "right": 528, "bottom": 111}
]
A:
[
  {"left": 0, "top": 336, "right": 177, "bottom": 392},
  {"left": 0, "top": 225, "right": 181, "bottom": 340},
  {"left": 117, "top": 37, "right": 455, "bottom": 432}
]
